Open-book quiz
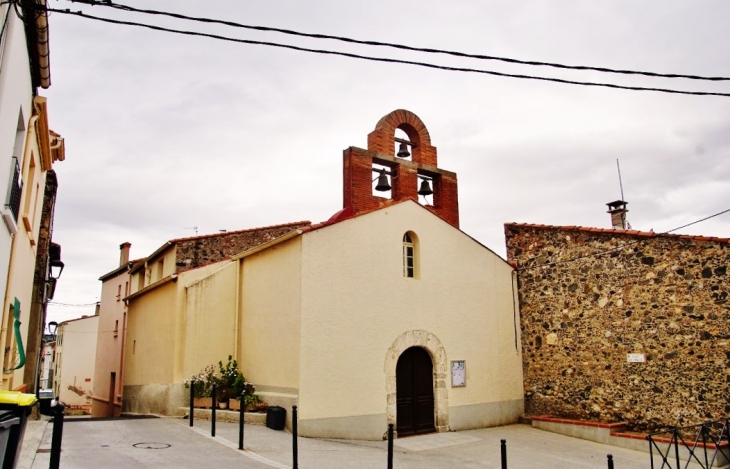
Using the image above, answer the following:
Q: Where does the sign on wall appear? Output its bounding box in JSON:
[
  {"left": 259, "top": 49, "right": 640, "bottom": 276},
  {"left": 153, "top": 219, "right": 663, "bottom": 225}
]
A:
[{"left": 451, "top": 360, "right": 466, "bottom": 387}]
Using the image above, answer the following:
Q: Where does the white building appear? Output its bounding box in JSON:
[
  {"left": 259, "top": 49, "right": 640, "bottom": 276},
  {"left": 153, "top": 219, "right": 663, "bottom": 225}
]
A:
[{"left": 54, "top": 315, "right": 99, "bottom": 411}]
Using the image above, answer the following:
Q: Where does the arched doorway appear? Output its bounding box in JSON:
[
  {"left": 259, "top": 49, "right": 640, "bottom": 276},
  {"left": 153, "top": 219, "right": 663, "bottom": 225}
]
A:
[{"left": 396, "top": 347, "right": 435, "bottom": 436}]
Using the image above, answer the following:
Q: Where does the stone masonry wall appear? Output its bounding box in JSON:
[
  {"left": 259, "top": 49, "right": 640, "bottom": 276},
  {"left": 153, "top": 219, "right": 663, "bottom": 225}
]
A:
[
  {"left": 175, "top": 221, "right": 311, "bottom": 273},
  {"left": 505, "top": 223, "right": 729, "bottom": 431}
]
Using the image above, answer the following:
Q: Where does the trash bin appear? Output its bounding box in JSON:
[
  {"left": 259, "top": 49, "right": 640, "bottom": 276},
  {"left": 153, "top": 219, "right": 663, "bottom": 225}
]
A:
[
  {"left": 0, "top": 391, "right": 37, "bottom": 469},
  {"left": 0, "top": 412, "right": 20, "bottom": 467},
  {"left": 266, "top": 406, "right": 286, "bottom": 430},
  {"left": 37, "top": 390, "right": 55, "bottom": 417}
]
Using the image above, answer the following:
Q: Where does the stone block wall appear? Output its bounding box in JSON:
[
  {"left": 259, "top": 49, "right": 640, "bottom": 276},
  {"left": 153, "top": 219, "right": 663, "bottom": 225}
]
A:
[
  {"left": 505, "top": 223, "right": 729, "bottom": 431},
  {"left": 174, "top": 221, "right": 311, "bottom": 272}
]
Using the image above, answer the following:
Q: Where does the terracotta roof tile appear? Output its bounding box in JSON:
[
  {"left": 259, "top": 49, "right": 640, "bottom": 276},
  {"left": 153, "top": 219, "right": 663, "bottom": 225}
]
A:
[
  {"left": 170, "top": 220, "right": 311, "bottom": 243},
  {"left": 505, "top": 222, "right": 730, "bottom": 244}
]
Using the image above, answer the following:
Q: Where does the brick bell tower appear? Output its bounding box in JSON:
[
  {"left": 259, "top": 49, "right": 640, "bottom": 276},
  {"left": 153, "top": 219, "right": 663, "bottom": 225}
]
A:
[{"left": 342, "top": 109, "right": 459, "bottom": 228}]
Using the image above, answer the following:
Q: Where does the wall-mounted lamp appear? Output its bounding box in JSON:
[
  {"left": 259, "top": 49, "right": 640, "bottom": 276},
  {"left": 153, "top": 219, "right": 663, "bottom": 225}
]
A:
[
  {"left": 47, "top": 321, "right": 58, "bottom": 336},
  {"left": 49, "top": 259, "right": 64, "bottom": 280}
]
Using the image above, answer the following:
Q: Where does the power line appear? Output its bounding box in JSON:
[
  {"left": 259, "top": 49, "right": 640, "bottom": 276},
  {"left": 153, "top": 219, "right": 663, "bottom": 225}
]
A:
[
  {"left": 48, "top": 301, "right": 99, "bottom": 307},
  {"left": 36, "top": 7, "right": 730, "bottom": 98},
  {"left": 515, "top": 207, "right": 730, "bottom": 271},
  {"left": 64, "top": 0, "right": 730, "bottom": 83}
]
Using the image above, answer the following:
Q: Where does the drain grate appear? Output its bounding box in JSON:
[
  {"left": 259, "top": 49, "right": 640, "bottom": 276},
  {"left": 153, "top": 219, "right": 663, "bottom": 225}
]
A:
[{"left": 133, "top": 442, "right": 171, "bottom": 450}]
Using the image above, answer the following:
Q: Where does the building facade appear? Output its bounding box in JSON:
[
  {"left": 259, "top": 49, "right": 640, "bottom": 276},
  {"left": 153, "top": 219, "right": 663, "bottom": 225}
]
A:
[
  {"left": 505, "top": 219, "right": 729, "bottom": 431},
  {"left": 54, "top": 315, "right": 99, "bottom": 411},
  {"left": 122, "top": 110, "right": 525, "bottom": 440}
]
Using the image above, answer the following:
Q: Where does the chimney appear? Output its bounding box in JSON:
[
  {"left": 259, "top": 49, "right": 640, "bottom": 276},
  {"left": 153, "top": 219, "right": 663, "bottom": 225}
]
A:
[
  {"left": 119, "top": 242, "right": 131, "bottom": 266},
  {"left": 606, "top": 200, "right": 628, "bottom": 230}
]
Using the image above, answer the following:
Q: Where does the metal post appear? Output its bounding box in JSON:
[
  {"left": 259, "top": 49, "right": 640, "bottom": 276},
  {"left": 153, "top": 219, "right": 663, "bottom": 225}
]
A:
[
  {"left": 189, "top": 379, "right": 194, "bottom": 427},
  {"left": 49, "top": 402, "right": 65, "bottom": 469},
  {"left": 211, "top": 384, "right": 216, "bottom": 437},
  {"left": 387, "top": 423, "right": 394, "bottom": 469},
  {"left": 293, "top": 405, "right": 298, "bottom": 469},
  {"left": 501, "top": 439, "right": 507, "bottom": 469},
  {"left": 238, "top": 390, "right": 245, "bottom": 450},
  {"left": 607, "top": 454, "right": 614, "bottom": 469}
]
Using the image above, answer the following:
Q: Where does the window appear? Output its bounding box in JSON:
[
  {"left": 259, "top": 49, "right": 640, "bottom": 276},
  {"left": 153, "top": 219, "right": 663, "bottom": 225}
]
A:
[
  {"left": 5, "top": 157, "right": 21, "bottom": 222},
  {"left": 117, "top": 284, "right": 122, "bottom": 300},
  {"left": 113, "top": 320, "right": 119, "bottom": 338},
  {"left": 403, "top": 232, "right": 418, "bottom": 278}
]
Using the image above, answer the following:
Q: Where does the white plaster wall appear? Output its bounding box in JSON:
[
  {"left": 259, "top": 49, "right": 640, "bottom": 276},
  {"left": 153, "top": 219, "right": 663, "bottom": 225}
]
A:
[
  {"left": 57, "top": 316, "right": 99, "bottom": 407},
  {"left": 0, "top": 7, "right": 34, "bottom": 334},
  {"left": 298, "top": 201, "right": 524, "bottom": 424}
]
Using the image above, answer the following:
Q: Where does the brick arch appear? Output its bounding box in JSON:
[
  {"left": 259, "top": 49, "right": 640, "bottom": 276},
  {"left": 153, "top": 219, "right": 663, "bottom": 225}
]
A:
[
  {"left": 383, "top": 330, "right": 449, "bottom": 434},
  {"left": 367, "top": 110, "right": 438, "bottom": 166}
]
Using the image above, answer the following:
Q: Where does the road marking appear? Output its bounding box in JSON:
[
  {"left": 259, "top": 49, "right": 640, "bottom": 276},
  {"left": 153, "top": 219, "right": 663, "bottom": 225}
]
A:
[{"left": 187, "top": 426, "right": 290, "bottom": 469}]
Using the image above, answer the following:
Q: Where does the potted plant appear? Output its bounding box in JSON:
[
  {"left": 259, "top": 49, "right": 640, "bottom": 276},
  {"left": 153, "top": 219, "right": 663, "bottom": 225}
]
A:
[{"left": 184, "top": 364, "right": 217, "bottom": 408}]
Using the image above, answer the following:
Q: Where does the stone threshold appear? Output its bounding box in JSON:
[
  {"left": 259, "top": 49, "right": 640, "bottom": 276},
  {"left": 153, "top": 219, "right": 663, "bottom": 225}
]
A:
[
  {"left": 530, "top": 416, "right": 728, "bottom": 466},
  {"left": 180, "top": 407, "right": 268, "bottom": 425}
]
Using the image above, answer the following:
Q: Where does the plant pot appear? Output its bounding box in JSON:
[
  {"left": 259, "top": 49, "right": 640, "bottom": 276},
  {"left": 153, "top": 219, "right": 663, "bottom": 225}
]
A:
[
  {"left": 219, "top": 401, "right": 228, "bottom": 410},
  {"left": 244, "top": 404, "right": 256, "bottom": 413},
  {"left": 229, "top": 399, "right": 241, "bottom": 411},
  {"left": 193, "top": 397, "right": 213, "bottom": 409}
]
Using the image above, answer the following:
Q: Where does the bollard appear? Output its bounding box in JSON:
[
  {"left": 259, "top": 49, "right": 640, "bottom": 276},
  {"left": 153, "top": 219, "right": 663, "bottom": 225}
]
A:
[
  {"left": 607, "top": 454, "right": 614, "bottom": 469},
  {"left": 211, "top": 384, "right": 217, "bottom": 437},
  {"left": 293, "top": 405, "right": 298, "bottom": 469},
  {"left": 387, "top": 423, "right": 394, "bottom": 469},
  {"left": 189, "top": 379, "right": 195, "bottom": 427},
  {"left": 501, "top": 439, "right": 507, "bottom": 469},
  {"left": 238, "top": 390, "right": 245, "bottom": 450},
  {"left": 49, "top": 402, "right": 65, "bottom": 469}
]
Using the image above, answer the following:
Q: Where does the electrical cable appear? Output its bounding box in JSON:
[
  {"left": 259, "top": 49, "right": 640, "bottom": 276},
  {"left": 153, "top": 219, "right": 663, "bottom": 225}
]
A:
[
  {"left": 65, "top": 0, "right": 730, "bottom": 82},
  {"left": 48, "top": 301, "right": 100, "bottom": 307},
  {"left": 35, "top": 7, "right": 730, "bottom": 98},
  {"left": 515, "top": 207, "right": 730, "bottom": 271}
]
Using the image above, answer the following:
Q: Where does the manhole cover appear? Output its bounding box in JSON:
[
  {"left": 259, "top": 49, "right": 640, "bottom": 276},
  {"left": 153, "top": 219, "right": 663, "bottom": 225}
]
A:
[{"left": 133, "top": 442, "right": 171, "bottom": 449}]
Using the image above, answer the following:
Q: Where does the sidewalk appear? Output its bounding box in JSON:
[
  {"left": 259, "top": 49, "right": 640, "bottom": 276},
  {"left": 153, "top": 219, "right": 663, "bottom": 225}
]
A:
[{"left": 19, "top": 415, "right": 709, "bottom": 468}]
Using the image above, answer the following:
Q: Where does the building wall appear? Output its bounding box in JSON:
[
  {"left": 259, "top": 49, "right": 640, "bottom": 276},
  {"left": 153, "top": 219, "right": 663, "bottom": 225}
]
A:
[
  {"left": 0, "top": 101, "right": 50, "bottom": 391},
  {"left": 123, "top": 261, "right": 233, "bottom": 415},
  {"left": 239, "top": 237, "right": 302, "bottom": 397},
  {"left": 296, "top": 202, "right": 523, "bottom": 439},
  {"left": 91, "top": 269, "right": 130, "bottom": 417},
  {"left": 181, "top": 261, "right": 237, "bottom": 381},
  {"left": 505, "top": 223, "right": 730, "bottom": 431},
  {"left": 0, "top": 5, "right": 34, "bottom": 318},
  {"left": 55, "top": 316, "right": 99, "bottom": 409}
]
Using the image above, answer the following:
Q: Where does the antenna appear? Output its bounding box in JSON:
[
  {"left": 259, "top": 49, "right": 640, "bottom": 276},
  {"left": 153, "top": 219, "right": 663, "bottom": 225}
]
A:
[
  {"left": 184, "top": 226, "right": 199, "bottom": 236},
  {"left": 616, "top": 159, "right": 625, "bottom": 201}
]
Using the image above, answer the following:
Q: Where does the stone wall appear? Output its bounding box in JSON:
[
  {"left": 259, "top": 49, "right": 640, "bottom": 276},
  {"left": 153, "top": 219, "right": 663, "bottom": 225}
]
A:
[
  {"left": 505, "top": 223, "right": 729, "bottom": 431},
  {"left": 174, "top": 221, "right": 310, "bottom": 272}
]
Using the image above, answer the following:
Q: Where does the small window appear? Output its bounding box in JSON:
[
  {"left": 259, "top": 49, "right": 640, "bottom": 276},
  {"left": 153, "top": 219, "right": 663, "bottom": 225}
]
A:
[
  {"left": 403, "top": 232, "right": 417, "bottom": 278},
  {"left": 117, "top": 284, "right": 122, "bottom": 300},
  {"left": 157, "top": 259, "right": 164, "bottom": 280}
]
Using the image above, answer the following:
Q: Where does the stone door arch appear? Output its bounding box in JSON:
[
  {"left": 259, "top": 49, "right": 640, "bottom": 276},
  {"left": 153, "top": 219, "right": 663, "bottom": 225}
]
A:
[{"left": 384, "top": 330, "right": 449, "bottom": 433}]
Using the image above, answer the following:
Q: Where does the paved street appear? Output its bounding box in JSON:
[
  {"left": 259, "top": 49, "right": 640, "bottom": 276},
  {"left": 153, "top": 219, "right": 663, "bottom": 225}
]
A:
[{"left": 20, "top": 416, "right": 706, "bottom": 469}]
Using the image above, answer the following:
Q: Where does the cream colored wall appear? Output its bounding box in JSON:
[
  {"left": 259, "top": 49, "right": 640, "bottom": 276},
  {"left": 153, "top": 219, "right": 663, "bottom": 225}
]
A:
[
  {"left": 56, "top": 316, "right": 99, "bottom": 407},
  {"left": 124, "top": 281, "right": 177, "bottom": 386},
  {"left": 239, "top": 237, "right": 302, "bottom": 391},
  {"left": 0, "top": 122, "right": 47, "bottom": 390},
  {"left": 91, "top": 270, "right": 129, "bottom": 416},
  {"left": 128, "top": 247, "right": 177, "bottom": 294},
  {"left": 180, "top": 262, "right": 237, "bottom": 382},
  {"left": 298, "top": 201, "right": 523, "bottom": 422}
]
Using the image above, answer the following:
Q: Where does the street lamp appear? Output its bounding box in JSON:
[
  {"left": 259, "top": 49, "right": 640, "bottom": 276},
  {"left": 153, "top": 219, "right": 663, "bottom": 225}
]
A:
[
  {"left": 46, "top": 260, "right": 64, "bottom": 300},
  {"left": 47, "top": 321, "right": 58, "bottom": 337}
]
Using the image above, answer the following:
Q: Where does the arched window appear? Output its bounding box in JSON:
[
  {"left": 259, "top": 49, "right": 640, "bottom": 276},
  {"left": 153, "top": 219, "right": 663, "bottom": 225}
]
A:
[{"left": 403, "top": 232, "right": 418, "bottom": 278}]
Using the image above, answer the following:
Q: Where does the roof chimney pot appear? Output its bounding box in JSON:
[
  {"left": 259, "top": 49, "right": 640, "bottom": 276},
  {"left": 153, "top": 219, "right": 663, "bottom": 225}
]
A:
[
  {"left": 606, "top": 200, "right": 629, "bottom": 230},
  {"left": 120, "top": 242, "right": 131, "bottom": 266}
]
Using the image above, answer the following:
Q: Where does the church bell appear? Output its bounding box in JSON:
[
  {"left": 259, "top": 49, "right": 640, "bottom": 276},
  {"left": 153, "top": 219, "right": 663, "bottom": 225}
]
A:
[
  {"left": 418, "top": 178, "right": 433, "bottom": 196},
  {"left": 396, "top": 142, "right": 410, "bottom": 158},
  {"left": 375, "top": 171, "right": 391, "bottom": 192}
]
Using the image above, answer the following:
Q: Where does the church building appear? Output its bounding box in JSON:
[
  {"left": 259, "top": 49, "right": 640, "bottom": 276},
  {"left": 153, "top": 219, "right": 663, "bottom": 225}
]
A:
[{"left": 122, "top": 110, "right": 524, "bottom": 440}]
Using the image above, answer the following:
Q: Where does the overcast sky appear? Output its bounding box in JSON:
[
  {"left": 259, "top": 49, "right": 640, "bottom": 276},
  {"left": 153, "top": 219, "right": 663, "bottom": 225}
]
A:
[{"left": 41, "top": 0, "right": 730, "bottom": 324}]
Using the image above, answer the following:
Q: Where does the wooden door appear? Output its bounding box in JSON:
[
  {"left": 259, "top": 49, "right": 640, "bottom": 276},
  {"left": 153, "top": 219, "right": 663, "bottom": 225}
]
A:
[{"left": 396, "top": 347, "right": 435, "bottom": 436}]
